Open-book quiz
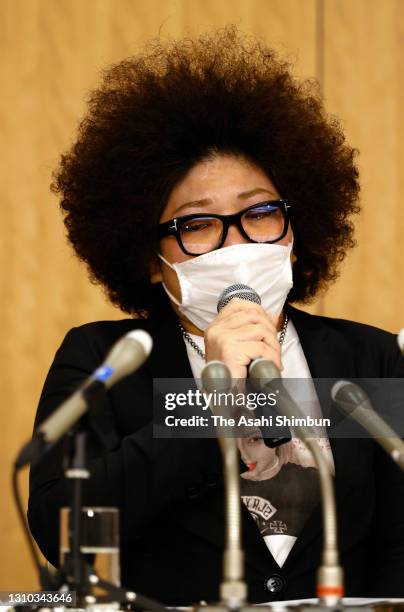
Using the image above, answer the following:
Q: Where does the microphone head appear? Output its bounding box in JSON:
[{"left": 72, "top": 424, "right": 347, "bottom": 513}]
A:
[
  {"left": 100, "top": 329, "right": 153, "bottom": 387},
  {"left": 330, "top": 380, "right": 351, "bottom": 403},
  {"left": 331, "top": 380, "right": 367, "bottom": 415},
  {"left": 249, "top": 358, "right": 281, "bottom": 391},
  {"left": 398, "top": 329, "right": 404, "bottom": 355},
  {"left": 201, "top": 360, "right": 232, "bottom": 393},
  {"left": 127, "top": 329, "right": 154, "bottom": 356},
  {"left": 217, "top": 284, "right": 261, "bottom": 312}
]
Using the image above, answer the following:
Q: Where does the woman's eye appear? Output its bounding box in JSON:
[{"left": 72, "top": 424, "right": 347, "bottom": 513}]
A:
[
  {"left": 182, "top": 223, "right": 207, "bottom": 233},
  {"left": 181, "top": 219, "right": 214, "bottom": 232},
  {"left": 245, "top": 207, "right": 276, "bottom": 221},
  {"left": 247, "top": 212, "right": 265, "bottom": 221}
]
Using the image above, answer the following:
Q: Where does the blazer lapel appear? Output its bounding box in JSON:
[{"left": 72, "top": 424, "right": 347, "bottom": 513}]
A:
[{"left": 146, "top": 303, "right": 194, "bottom": 379}]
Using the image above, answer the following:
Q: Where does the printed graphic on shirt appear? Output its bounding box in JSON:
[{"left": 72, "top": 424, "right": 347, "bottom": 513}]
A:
[
  {"left": 237, "top": 420, "right": 333, "bottom": 545},
  {"left": 241, "top": 495, "right": 277, "bottom": 522},
  {"left": 240, "top": 461, "right": 320, "bottom": 538}
]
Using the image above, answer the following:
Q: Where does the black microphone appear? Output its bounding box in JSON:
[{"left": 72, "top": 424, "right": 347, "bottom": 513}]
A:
[
  {"left": 331, "top": 380, "right": 404, "bottom": 471},
  {"left": 16, "top": 329, "right": 153, "bottom": 468},
  {"left": 217, "top": 285, "right": 290, "bottom": 449}
]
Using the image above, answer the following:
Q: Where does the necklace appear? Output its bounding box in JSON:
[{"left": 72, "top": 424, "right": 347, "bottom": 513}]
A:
[{"left": 179, "top": 312, "right": 289, "bottom": 361}]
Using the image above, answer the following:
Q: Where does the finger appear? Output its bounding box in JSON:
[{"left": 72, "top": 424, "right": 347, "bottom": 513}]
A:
[
  {"left": 216, "top": 299, "right": 282, "bottom": 335},
  {"left": 205, "top": 318, "right": 282, "bottom": 360},
  {"left": 255, "top": 342, "right": 284, "bottom": 371},
  {"left": 205, "top": 322, "right": 280, "bottom": 361},
  {"left": 267, "top": 311, "right": 279, "bottom": 327},
  {"left": 219, "top": 297, "right": 282, "bottom": 330},
  {"left": 214, "top": 308, "right": 278, "bottom": 332},
  {"left": 216, "top": 297, "right": 266, "bottom": 318},
  {"left": 234, "top": 340, "right": 283, "bottom": 371},
  {"left": 214, "top": 320, "right": 280, "bottom": 354},
  {"left": 221, "top": 324, "right": 281, "bottom": 352}
]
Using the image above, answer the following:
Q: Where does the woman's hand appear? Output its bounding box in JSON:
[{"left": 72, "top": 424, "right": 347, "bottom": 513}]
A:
[{"left": 204, "top": 298, "right": 283, "bottom": 379}]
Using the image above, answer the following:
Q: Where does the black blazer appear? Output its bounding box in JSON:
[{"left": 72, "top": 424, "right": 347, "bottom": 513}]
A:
[{"left": 28, "top": 299, "right": 404, "bottom": 605}]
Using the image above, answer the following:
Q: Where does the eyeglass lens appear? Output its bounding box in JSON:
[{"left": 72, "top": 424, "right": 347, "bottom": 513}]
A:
[{"left": 179, "top": 203, "right": 286, "bottom": 254}]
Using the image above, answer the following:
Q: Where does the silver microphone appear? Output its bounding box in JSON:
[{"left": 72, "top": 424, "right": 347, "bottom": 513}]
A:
[
  {"left": 201, "top": 360, "right": 246, "bottom": 608},
  {"left": 217, "top": 284, "right": 261, "bottom": 312},
  {"left": 16, "top": 329, "right": 153, "bottom": 467},
  {"left": 331, "top": 380, "right": 404, "bottom": 470}
]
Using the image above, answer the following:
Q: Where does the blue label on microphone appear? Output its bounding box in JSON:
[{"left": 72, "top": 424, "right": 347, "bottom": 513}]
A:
[{"left": 94, "top": 365, "right": 114, "bottom": 382}]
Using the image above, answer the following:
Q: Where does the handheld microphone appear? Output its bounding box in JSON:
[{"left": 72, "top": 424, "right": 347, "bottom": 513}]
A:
[
  {"left": 16, "top": 329, "right": 153, "bottom": 468},
  {"left": 217, "top": 285, "right": 291, "bottom": 450},
  {"left": 331, "top": 380, "right": 404, "bottom": 471},
  {"left": 217, "top": 284, "right": 261, "bottom": 312}
]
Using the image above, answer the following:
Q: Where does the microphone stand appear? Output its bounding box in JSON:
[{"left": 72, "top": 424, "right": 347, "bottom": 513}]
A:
[
  {"left": 198, "top": 361, "right": 271, "bottom": 612},
  {"left": 201, "top": 361, "right": 246, "bottom": 609},
  {"left": 248, "top": 363, "right": 401, "bottom": 612},
  {"left": 60, "top": 423, "right": 167, "bottom": 612},
  {"left": 63, "top": 428, "right": 91, "bottom": 602},
  {"left": 13, "top": 383, "right": 167, "bottom": 612}
]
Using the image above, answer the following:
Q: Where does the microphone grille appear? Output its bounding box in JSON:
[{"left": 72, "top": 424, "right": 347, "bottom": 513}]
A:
[
  {"left": 217, "top": 284, "right": 261, "bottom": 312},
  {"left": 330, "top": 380, "right": 351, "bottom": 402}
]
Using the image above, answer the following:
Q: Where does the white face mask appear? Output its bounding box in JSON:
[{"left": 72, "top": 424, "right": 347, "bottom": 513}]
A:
[{"left": 158, "top": 241, "right": 294, "bottom": 331}]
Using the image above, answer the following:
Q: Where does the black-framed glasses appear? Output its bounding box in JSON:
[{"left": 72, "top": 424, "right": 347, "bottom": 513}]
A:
[{"left": 158, "top": 199, "right": 292, "bottom": 256}]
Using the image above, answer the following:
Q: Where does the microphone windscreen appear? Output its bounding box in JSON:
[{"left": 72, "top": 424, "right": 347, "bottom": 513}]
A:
[
  {"left": 201, "top": 360, "right": 232, "bottom": 393},
  {"left": 331, "top": 380, "right": 368, "bottom": 414},
  {"left": 249, "top": 358, "right": 281, "bottom": 390},
  {"left": 102, "top": 329, "right": 153, "bottom": 387},
  {"left": 217, "top": 284, "right": 261, "bottom": 312}
]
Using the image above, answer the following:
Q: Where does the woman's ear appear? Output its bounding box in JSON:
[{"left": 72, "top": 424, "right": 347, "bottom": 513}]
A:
[{"left": 149, "top": 255, "right": 163, "bottom": 284}]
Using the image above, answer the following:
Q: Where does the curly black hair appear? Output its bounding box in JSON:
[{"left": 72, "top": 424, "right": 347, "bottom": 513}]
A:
[{"left": 52, "top": 26, "right": 360, "bottom": 316}]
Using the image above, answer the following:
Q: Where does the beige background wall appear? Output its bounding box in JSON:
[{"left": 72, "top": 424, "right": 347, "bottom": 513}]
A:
[{"left": 1, "top": 0, "right": 403, "bottom": 589}]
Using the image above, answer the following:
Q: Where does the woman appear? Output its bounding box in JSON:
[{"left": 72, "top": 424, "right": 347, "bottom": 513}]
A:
[{"left": 28, "top": 28, "right": 404, "bottom": 604}]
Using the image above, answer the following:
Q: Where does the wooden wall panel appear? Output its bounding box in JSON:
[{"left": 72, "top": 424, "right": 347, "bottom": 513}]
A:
[
  {"left": 0, "top": 0, "right": 317, "bottom": 589},
  {"left": 2, "top": 0, "right": 403, "bottom": 593},
  {"left": 321, "top": 0, "right": 404, "bottom": 332},
  {"left": 3, "top": 0, "right": 404, "bottom": 593}
]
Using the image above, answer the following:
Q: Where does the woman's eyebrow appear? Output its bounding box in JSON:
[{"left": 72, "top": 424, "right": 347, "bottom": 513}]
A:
[
  {"left": 172, "top": 198, "right": 212, "bottom": 216},
  {"left": 238, "top": 187, "right": 278, "bottom": 199},
  {"left": 172, "top": 187, "right": 278, "bottom": 216}
]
